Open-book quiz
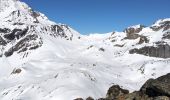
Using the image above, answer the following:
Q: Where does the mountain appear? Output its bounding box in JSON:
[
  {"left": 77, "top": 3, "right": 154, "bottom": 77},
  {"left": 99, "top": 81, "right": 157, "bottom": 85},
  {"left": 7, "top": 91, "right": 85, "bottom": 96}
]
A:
[{"left": 0, "top": 0, "right": 170, "bottom": 100}]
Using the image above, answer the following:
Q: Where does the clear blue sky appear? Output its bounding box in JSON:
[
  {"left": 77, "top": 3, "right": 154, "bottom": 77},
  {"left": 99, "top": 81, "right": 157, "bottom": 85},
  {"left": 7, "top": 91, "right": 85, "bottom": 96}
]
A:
[{"left": 22, "top": 0, "right": 170, "bottom": 34}]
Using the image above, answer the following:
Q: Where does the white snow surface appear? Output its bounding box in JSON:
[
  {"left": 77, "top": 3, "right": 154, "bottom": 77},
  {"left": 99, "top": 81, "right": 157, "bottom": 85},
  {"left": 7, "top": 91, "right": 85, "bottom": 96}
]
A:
[{"left": 0, "top": 0, "right": 170, "bottom": 100}]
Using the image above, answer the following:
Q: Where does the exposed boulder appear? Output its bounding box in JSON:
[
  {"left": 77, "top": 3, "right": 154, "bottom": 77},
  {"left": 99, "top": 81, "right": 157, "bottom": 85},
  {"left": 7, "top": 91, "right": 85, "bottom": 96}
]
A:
[
  {"left": 114, "top": 44, "right": 125, "bottom": 47},
  {"left": 74, "top": 98, "right": 83, "bottom": 100},
  {"left": 75, "top": 73, "right": 170, "bottom": 100},
  {"left": 105, "top": 85, "right": 129, "bottom": 100},
  {"left": 117, "top": 91, "right": 150, "bottom": 100},
  {"left": 11, "top": 68, "right": 22, "bottom": 74},
  {"left": 86, "top": 97, "right": 94, "bottom": 100},
  {"left": 140, "top": 73, "right": 170, "bottom": 97},
  {"left": 129, "top": 43, "right": 170, "bottom": 58},
  {"left": 99, "top": 48, "right": 105, "bottom": 52}
]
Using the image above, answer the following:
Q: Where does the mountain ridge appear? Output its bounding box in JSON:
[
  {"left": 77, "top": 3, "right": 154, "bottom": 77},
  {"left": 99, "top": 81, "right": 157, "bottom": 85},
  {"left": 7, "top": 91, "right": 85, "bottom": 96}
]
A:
[{"left": 0, "top": 0, "right": 170, "bottom": 100}]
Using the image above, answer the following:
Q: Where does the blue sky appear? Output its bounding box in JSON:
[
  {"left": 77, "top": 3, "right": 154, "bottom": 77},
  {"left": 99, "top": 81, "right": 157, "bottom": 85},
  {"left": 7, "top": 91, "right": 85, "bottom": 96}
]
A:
[{"left": 22, "top": 0, "right": 170, "bottom": 34}]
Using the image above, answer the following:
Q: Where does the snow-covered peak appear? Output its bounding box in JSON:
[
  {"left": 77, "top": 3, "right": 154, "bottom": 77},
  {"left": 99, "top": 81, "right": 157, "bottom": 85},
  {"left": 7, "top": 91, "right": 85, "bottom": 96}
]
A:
[
  {"left": 0, "top": 0, "right": 30, "bottom": 16},
  {"left": 152, "top": 18, "right": 170, "bottom": 26},
  {"left": 0, "top": 0, "right": 55, "bottom": 25},
  {"left": 150, "top": 18, "right": 170, "bottom": 31}
]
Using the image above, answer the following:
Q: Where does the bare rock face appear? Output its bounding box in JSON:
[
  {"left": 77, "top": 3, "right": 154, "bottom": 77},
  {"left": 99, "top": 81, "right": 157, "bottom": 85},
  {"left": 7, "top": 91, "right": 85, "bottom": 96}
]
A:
[
  {"left": 129, "top": 42, "right": 170, "bottom": 58},
  {"left": 0, "top": 36, "right": 7, "bottom": 46},
  {"left": 140, "top": 73, "right": 170, "bottom": 97},
  {"left": 163, "top": 32, "right": 170, "bottom": 39},
  {"left": 151, "top": 20, "right": 170, "bottom": 31},
  {"left": 138, "top": 36, "right": 149, "bottom": 44},
  {"left": 123, "top": 25, "right": 149, "bottom": 44},
  {"left": 0, "top": 28, "right": 10, "bottom": 33},
  {"left": 124, "top": 25, "right": 145, "bottom": 39},
  {"left": 4, "top": 27, "right": 28, "bottom": 40},
  {"left": 118, "top": 91, "right": 150, "bottom": 100},
  {"left": 4, "top": 34, "right": 42, "bottom": 57}
]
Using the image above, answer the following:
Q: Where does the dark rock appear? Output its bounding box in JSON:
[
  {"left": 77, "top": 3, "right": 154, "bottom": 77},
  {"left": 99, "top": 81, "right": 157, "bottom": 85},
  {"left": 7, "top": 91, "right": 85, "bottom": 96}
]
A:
[
  {"left": 87, "top": 45, "right": 94, "bottom": 49},
  {"left": 151, "top": 21, "right": 170, "bottom": 31},
  {"left": 163, "top": 25, "right": 170, "bottom": 31},
  {"left": 13, "top": 23, "right": 24, "bottom": 25},
  {"left": 0, "top": 36, "right": 7, "bottom": 46},
  {"left": 51, "top": 25, "right": 73, "bottom": 40},
  {"left": 117, "top": 91, "right": 150, "bottom": 100},
  {"left": 86, "top": 96, "right": 94, "bottom": 100},
  {"left": 0, "top": 28, "right": 10, "bottom": 33},
  {"left": 124, "top": 25, "right": 145, "bottom": 39},
  {"left": 138, "top": 36, "right": 149, "bottom": 44},
  {"left": 124, "top": 33, "right": 140, "bottom": 39},
  {"left": 4, "top": 27, "right": 28, "bottom": 40},
  {"left": 124, "top": 25, "right": 145, "bottom": 35},
  {"left": 140, "top": 73, "right": 170, "bottom": 97},
  {"left": 11, "top": 68, "right": 22, "bottom": 74},
  {"left": 106, "top": 85, "right": 129, "bottom": 100},
  {"left": 31, "top": 11, "right": 40, "bottom": 23},
  {"left": 163, "top": 32, "right": 170, "bottom": 39},
  {"left": 129, "top": 43, "right": 170, "bottom": 58},
  {"left": 4, "top": 34, "right": 42, "bottom": 57},
  {"left": 153, "top": 96, "right": 170, "bottom": 100},
  {"left": 99, "top": 48, "right": 105, "bottom": 52},
  {"left": 94, "top": 74, "right": 170, "bottom": 100},
  {"left": 31, "top": 11, "right": 40, "bottom": 18},
  {"left": 114, "top": 44, "right": 125, "bottom": 47},
  {"left": 74, "top": 98, "right": 83, "bottom": 100},
  {"left": 97, "top": 98, "right": 107, "bottom": 100},
  {"left": 111, "top": 32, "right": 115, "bottom": 36}
]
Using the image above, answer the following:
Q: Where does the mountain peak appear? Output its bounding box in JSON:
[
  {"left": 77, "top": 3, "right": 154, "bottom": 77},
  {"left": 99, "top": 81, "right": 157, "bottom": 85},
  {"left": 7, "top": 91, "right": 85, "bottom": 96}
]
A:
[
  {"left": 153, "top": 18, "right": 170, "bottom": 26},
  {"left": 0, "top": 0, "right": 55, "bottom": 25}
]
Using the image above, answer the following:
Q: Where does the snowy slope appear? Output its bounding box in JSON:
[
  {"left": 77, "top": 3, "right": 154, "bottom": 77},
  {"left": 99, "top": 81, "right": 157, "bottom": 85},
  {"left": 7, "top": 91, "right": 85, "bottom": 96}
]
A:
[{"left": 0, "top": 0, "right": 170, "bottom": 100}]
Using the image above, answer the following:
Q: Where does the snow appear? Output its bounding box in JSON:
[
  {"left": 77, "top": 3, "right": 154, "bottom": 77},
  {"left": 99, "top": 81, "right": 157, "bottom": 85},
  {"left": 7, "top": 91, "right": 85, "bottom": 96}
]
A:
[
  {"left": 1, "top": 29, "right": 170, "bottom": 100},
  {"left": 127, "top": 24, "right": 143, "bottom": 29},
  {"left": 152, "top": 18, "right": 170, "bottom": 27},
  {"left": 0, "top": 0, "right": 170, "bottom": 100}
]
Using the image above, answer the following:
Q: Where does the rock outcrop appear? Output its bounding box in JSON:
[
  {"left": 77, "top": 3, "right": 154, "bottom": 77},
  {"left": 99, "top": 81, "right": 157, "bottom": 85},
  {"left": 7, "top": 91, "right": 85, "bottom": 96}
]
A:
[
  {"left": 124, "top": 24, "right": 145, "bottom": 39},
  {"left": 129, "top": 42, "right": 170, "bottom": 58},
  {"left": 140, "top": 73, "right": 170, "bottom": 97},
  {"left": 105, "top": 85, "right": 129, "bottom": 100},
  {"left": 151, "top": 20, "right": 170, "bottom": 31}
]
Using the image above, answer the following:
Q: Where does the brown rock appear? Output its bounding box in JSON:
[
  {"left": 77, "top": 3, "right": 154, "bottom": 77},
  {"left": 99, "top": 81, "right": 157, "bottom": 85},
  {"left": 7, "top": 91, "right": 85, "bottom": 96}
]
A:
[
  {"left": 106, "top": 85, "right": 129, "bottom": 100},
  {"left": 86, "top": 96, "right": 94, "bottom": 100}
]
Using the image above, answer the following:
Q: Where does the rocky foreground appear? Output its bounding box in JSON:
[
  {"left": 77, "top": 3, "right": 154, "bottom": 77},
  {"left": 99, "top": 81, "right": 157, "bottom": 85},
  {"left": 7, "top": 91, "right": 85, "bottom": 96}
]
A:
[{"left": 75, "top": 73, "right": 170, "bottom": 100}]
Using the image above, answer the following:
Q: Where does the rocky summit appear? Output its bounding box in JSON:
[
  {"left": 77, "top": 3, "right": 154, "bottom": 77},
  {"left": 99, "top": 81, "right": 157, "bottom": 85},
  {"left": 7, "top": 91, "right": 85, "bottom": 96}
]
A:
[{"left": 0, "top": 0, "right": 170, "bottom": 100}]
